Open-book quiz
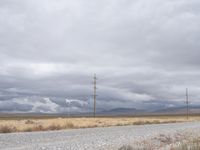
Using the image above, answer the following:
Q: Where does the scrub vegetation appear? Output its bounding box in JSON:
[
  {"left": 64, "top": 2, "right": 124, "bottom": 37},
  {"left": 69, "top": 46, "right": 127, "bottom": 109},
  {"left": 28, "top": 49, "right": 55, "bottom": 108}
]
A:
[{"left": 0, "top": 115, "right": 199, "bottom": 133}]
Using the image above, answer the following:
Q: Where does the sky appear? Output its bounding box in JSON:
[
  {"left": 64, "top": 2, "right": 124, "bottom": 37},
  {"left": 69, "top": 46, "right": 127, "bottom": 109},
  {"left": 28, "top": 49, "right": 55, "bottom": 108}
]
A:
[{"left": 0, "top": 0, "right": 200, "bottom": 113}]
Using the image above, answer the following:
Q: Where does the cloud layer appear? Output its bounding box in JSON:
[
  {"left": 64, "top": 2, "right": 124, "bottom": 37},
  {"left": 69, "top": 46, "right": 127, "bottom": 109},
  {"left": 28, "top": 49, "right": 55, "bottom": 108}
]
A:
[{"left": 0, "top": 0, "right": 200, "bottom": 113}]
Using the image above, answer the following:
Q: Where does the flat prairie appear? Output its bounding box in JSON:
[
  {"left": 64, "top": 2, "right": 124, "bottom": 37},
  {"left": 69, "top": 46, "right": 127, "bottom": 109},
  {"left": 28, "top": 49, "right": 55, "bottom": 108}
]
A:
[{"left": 0, "top": 115, "right": 200, "bottom": 133}]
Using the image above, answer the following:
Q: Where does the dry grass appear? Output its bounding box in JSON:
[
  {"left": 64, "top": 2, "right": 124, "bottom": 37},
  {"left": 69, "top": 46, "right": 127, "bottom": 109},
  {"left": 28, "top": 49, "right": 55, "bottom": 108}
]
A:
[
  {"left": 118, "top": 128, "right": 200, "bottom": 150},
  {"left": 0, "top": 125, "right": 17, "bottom": 133},
  {"left": 171, "top": 136, "right": 200, "bottom": 150},
  {"left": 0, "top": 116, "right": 199, "bottom": 133}
]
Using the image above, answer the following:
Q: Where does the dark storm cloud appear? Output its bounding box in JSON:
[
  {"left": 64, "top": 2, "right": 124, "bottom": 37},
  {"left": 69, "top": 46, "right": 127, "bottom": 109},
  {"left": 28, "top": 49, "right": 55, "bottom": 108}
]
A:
[
  {"left": 0, "top": 101, "right": 33, "bottom": 112},
  {"left": 0, "top": 0, "right": 200, "bottom": 113}
]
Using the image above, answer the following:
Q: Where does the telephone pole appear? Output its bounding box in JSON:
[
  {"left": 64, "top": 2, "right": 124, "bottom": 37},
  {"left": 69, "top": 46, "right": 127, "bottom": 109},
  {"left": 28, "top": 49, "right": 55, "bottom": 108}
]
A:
[
  {"left": 186, "top": 88, "right": 189, "bottom": 120},
  {"left": 93, "top": 74, "right": 97, "bottom": 117}
]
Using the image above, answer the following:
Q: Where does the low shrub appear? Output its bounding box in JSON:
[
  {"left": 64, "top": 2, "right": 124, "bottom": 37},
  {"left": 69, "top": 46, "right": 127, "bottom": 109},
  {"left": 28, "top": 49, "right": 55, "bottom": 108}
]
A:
[
  {"left": 0, "top": 125, "right": 17, "bottom": 133},
  {"left": 64, "top": 122, "right": 75, "bottom": 129},
  {"left": 47, "top": 124, "right": 62, "bottom": 130},
  {"left": 25, "top": 120, "right": 35, "bottom": 124},
  {"left": 31, "top": 125, "right": 44, "bottom": 131}
]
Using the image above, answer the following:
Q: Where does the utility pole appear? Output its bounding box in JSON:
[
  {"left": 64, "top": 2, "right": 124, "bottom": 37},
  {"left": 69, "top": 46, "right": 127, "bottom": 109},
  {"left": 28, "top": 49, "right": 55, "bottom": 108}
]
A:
[
  {"left": 186, "top": 88, "right": 189, "bottom": 120},
  {"left": 93, "top": 74, "right": 97, "bottom": 117}
]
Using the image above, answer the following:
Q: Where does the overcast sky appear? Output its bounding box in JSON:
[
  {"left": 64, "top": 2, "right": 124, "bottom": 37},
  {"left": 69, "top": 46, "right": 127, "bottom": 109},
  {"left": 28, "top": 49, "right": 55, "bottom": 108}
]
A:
[{"left": 0, "top": 0, "right": 200, "bottom": 113}]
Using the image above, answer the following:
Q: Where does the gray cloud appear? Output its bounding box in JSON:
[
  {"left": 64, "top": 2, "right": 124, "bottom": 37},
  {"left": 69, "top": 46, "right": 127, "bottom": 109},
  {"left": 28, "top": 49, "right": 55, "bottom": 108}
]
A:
[
  {"left": 0, "top": 0, "right": 200, "bottom": 113},
  {"left": 0, "top": 100, "right": 33, "bottom": 112}
]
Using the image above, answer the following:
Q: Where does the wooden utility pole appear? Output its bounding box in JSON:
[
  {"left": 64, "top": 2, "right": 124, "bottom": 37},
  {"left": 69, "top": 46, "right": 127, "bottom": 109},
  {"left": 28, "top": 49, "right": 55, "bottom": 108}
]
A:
[
  {"left": 186, "top": 88, "right": 189, "bottom": 120},
  {"left": 93, "top": 74, "right": 97, "bottom": 117}
]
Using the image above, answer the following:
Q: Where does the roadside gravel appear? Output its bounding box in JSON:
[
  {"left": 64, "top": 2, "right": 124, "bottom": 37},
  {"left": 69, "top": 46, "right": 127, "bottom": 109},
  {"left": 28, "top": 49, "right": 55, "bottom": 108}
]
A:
[{"left": 0, "top": 122, "right": 200, "bottom": 150}]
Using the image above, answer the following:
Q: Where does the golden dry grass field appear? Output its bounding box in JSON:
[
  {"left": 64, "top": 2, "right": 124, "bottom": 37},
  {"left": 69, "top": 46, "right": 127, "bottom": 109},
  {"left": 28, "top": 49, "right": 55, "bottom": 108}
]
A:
[{"left": 0, "top": 115, "right": 200, "bottom": 133}]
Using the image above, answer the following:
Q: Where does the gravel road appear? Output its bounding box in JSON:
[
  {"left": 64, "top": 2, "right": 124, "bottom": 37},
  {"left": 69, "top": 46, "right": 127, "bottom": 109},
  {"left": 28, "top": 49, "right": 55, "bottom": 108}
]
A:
[{"left": 0, "top": 122, "right": 200, "bottom": 150}]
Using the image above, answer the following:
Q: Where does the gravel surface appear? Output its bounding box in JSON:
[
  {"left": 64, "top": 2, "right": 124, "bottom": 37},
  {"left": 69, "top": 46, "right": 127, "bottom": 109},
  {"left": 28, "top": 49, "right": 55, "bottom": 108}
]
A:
[{"left": 0, "top": 122, "right": 200, "bottom": 150}]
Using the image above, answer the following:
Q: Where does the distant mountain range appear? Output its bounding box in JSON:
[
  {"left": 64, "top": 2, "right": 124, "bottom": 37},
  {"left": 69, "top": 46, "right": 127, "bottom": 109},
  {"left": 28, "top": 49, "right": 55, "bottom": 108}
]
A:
[
  {"left": 98, "top": 105, "right": 200, "bottom": 116},
  {"left": 152, "top": 105, "right": 200, "bottom": 115},
  {"left": 1, "top": 105, "right": 200, "bottom": 117},
  {"left": 99, "top": 108, "right": 144, "bottom": 116}
]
